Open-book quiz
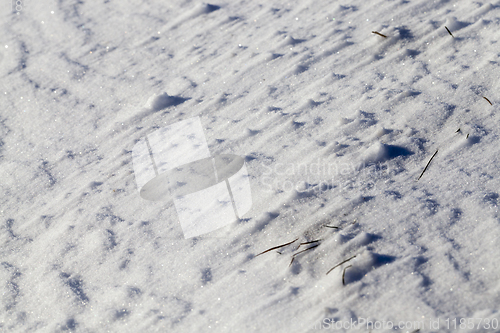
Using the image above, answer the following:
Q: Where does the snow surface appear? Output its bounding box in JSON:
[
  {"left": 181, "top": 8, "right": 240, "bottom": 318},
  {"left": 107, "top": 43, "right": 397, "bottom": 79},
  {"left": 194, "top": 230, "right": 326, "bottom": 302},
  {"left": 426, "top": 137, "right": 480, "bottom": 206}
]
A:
[{"left": 2, "top": 0, "right": 500, "bottom": 332}]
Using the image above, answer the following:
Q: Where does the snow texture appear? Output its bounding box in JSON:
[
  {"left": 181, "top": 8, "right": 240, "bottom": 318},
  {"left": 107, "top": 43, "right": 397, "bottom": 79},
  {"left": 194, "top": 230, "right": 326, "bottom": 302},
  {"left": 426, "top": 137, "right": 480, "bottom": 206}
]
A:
[{"left": 2, "top": 0, "right": 500, "bottom": 332}]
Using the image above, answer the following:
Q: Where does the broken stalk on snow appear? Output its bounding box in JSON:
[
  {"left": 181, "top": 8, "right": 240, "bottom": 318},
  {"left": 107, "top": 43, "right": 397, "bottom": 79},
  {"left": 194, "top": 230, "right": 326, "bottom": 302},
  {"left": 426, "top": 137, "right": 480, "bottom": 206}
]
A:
[
  {"left": 326, "top": 254, "right": 357, "bottom": 275},
  {"left": 255, "top": 238, "right": 299, "bottom": 257},
  {"left": 298, "top": 240, "right": 321, "bottom": 247},
  {"left": 445, "top": 26, "right": 454, "bottom": 38},
  {"left": 483, "top": 96, "right": 493, "bottom": 105},
  {"left": 289, "top": 244, "right": 320, "bottom": 267},
  {"left": 417, "top": 149, "right": 438, "bottom": 181},
  {"left": 294, "top": 239, "right": 320, "bottom": 251},
  {"left": 342, "top": 265, "right": 352, "bottom": 285},
  {"left": 372, "top": 31, "right": 387, "bottom": 38}
]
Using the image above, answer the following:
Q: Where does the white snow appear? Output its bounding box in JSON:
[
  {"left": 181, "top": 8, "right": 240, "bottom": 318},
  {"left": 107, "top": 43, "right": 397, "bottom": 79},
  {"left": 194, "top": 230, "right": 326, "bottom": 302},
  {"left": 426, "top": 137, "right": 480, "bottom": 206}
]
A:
[{"left": 2, "top": 0, "right": 500, "bottom": 332}]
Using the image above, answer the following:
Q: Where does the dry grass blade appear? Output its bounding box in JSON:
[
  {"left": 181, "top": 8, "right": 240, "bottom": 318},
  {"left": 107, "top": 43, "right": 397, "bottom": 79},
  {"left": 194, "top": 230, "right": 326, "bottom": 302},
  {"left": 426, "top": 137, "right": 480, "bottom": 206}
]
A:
[
  {"left": 299, "top": 240, "right": 321, "bottom": 246},
  {"left": 483, "top": 96, "right": 493, "bottom": 105},
  {"left": 293, "top": 244, "right": 320, "bottom": 257},
  {"left": 255, "top": 238, "right": 298, "bottom": 257},
  {"left": 342, "top": 265, "right": 352, "bottom": 285},
  {"left": 417, "top": 149, "right": 438, "bottom": 181},
  {"left": 294, "top": 239, "right": 320, "bottom": 251},
  {"left": 372, "top": 31, "right": 387, "bottom": 38},
  {"left": 326, "top": 255, "right": 357, "bottom": 275},
  {"left": 289, "top": 244, "right": 320, "bottom": 266},
  {"left": 445, "top": 26, "right": 454, "bottom": 38}
]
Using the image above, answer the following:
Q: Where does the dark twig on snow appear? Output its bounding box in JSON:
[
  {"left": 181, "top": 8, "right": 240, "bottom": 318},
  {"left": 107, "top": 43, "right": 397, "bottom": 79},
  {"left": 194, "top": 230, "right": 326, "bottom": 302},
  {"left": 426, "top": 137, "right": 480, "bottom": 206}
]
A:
[
  {"left": 445, "top": 26, "right": 454, "bottom": 38},
  {"left": 372, "top": 31, "right": 387, "bottom": 38},
  {"left": 255, "top": 238, "right": 298, "bottom": 257},
  {"left": 299, "top": 240, "right": 321, "bottom": 246},
  {"left": 417, "top": 149, "right": 438, "bottom": 181},
  {"left": 326, "top": 255, "right": 357, "bottom": 275},
  {"left": 289, "top": 244, "right": 320, "bottom": 267},
  {"left": 342, "top": 265, "right": 352, "bottom": 285},
  {"left": 483, "top": 96, "right": 493, "bottom": 105}
]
